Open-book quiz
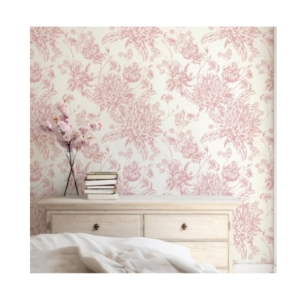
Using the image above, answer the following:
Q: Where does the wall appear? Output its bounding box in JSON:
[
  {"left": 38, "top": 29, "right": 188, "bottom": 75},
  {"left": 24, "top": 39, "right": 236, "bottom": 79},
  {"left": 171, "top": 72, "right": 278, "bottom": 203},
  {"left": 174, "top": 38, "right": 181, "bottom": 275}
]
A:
[
  {"left": 30, "top": 26, "right": 274, "bottom": 266},
  {"left": 273, "top": 27, "right": 277, "bottom": 272}
]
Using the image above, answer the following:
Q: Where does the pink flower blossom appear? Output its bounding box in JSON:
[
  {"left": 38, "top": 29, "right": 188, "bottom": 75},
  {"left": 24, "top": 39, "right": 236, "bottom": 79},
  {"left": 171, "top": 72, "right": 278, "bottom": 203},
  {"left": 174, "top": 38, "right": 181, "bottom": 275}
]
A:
[
  {"left": 72, "top": 137, "right": 90, "bottom": 150},
  {"left": 201, "top": 27, "right": 261, "bottom": 61},
  {"left": 102, "top": 98, "right": 162, "bottom": 160},
  {"left": 234, "top": 202, "right": 263, "bottom": 259},
  {"left": 93, "top": 73, "right": 133, "bottom": 111},
  {"left": 30, "top": 161, "right": 43, "bottom": 181},
  {"left": 40, "top": 100, "right": 103, "bottom": 153},
  {"left": 30, "top": 62, "right": 43, "bottom": 82},
  {"left": 123, "top": 161, "right": 141, "bottom": 181},
  {"left": 46, "top": 121, "right": 52, "bottom": 129},
  {"left": 163, "top": 160, "right": 193, "bottom": 194},
  {"left": 166, "top": 61, "right": 193, "bottom": 96},
  {"left": 180, "top": 42, "right": 199, "bottom": 60},
  {"left": 57, "top": 103, "right": 70, "bottom": 118},
  {"left": 30, "top": 27, "right": 63, "bottom": 61},
  {"left": 102, "top": 27, "right": 162, "bottom": 61},
  {"left": 82, "top": 42, "right": 100, "bottom": 59},
  {"left": 90, "top": 122, "right": 102, "bottom": 131},
  {"left": 222, "top": 161, "right": 240, "bottom": 181},
  {"left": 201, "top": 100, "right": 262, "bottom": 160},
  {"left": 193, "top": 173, "right": 232, "bottom": 196},
  {"left": 222, "top": 62, "right": 240, "bottom": 83},
  {"left": 161, "top": 94, "right": 174, "bottom": 103},
  {"left": 67, "top": 61, "right": 94, "bottom": 95},
  {"left": 81, "top": 144, "right": 103, "bottom": 162},
  {"left": 123, "top": 62, "right": 141, "bottom": 83},
  {"left": 192, "top": 74, "right": 232, "bottom": 112},
  {"left": 179, "top": 140, "right": 202, "bottom": 162},
  {"left": 78, "top": 125, "right": 92, "bottom": 135}
]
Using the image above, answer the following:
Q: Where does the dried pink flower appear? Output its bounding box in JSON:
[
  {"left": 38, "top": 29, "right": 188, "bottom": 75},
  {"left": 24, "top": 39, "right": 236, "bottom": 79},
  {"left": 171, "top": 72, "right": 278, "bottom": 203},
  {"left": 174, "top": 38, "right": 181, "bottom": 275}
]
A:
[{"left": 40, "top": 101, "right": 103, "bottom": 152}]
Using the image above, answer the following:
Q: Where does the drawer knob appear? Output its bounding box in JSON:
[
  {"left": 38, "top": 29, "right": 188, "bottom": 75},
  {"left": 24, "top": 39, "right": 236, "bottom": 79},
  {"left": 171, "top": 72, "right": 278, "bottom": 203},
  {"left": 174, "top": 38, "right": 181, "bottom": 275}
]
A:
[
  {"left": 181, "top": 223, "right": 187, "bottom": 230},
  {"left": 93, "top": 223, "right": 99, "bottom": 230}
]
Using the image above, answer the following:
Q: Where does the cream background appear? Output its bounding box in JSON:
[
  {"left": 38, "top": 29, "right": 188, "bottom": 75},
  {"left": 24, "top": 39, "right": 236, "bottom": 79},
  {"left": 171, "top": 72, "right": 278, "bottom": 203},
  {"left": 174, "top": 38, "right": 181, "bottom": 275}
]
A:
[{"left": 30, "top": 26, "right": 274, "bottom": 265}]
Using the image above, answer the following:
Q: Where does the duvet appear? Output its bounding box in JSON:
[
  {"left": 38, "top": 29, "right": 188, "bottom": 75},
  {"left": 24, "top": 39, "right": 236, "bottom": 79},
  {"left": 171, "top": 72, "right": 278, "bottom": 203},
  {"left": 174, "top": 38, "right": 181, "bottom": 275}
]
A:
[{"left": 30, "top": 233, "right": 218, "bottom": 273}]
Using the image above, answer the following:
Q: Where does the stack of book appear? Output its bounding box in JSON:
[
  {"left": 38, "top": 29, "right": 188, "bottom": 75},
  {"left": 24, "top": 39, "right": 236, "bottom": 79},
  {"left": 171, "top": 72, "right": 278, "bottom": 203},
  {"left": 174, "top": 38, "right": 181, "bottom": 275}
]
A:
[{"left": 84, "top": 171, "right": 118, "bottom": 200}]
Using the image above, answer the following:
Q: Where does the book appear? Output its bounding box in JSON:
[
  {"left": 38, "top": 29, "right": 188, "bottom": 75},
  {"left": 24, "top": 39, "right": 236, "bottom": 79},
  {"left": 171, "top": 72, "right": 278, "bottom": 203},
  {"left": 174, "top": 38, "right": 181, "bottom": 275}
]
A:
[
  {"left": 84, "top": 189, "right": 116, "bottom": 194},
  {"left": 86, "top": 193, "right": 119, "bottom": 200},
  {"left": 87, "top": 171, "right": 118, "bottom": 175},
  {"left": 85, "top": 185, "right": 116, "bottom": 189},
  {"left": 85, "top": 179, "right": 118, "bottom": 186},
  {"left": 86, "top": 171, "right": 118, "bottom": 180}
]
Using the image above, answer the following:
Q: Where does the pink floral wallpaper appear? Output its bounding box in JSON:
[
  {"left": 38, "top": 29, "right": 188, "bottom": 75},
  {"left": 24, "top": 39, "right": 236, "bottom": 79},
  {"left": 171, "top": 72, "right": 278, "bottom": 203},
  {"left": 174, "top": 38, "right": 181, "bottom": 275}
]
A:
[{"left": 30, "top": 27, "right": 274, "bottom": 265}]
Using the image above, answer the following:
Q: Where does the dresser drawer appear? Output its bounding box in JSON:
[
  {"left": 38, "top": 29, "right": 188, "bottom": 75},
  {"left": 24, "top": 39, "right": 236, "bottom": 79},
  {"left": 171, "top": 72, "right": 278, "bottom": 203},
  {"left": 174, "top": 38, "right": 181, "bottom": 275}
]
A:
[
  {"left": 174, "top": 242, "right": 228, "bottom": 268},
  {"left": 51, "top": 214, "right": 141, "bottom": 237},
  {"left": 144, "top": 214, "right": 228, "bottom": 240}
]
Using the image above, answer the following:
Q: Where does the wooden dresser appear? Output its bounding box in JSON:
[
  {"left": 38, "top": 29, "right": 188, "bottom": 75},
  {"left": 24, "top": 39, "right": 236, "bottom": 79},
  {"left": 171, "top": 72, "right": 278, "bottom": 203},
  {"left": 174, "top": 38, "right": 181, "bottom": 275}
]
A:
[{"left": 38, "top": 195, "right": 239, "bottom": 273}]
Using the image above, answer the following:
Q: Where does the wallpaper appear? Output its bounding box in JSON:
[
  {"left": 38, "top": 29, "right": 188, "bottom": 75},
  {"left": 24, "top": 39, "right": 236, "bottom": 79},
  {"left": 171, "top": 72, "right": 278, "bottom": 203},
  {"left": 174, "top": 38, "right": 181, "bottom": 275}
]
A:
[{"left": 30, "top": 27, "right": 274, "bottom": 265}]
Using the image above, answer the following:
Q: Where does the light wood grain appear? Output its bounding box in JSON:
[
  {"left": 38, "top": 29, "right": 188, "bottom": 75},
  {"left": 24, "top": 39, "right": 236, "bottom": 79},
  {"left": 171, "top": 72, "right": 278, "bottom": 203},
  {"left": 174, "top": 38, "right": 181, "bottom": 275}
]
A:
[
  {"left": 144, "top": 214, "right": 228, "bottom": 240},
  {"left": 173, "top": 242, "right": 228, "bottom": 267},
  {"left": 51, "top": 214, "right": 141, "bottom": 237},
  {"left": 38, "top": 195, "right": 239, "bottom": 273},
  {"left": 38, "top": 195, "right": 240, "bottom": 211},
  {"left": 228, "top": 211, "right": 233, "bottom": 273}
]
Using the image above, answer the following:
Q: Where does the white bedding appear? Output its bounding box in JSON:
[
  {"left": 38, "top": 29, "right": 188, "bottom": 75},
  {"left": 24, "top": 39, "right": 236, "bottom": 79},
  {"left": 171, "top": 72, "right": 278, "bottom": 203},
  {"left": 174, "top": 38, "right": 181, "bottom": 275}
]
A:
[{"left": 30, "top": 233, "right": 218, "bottom": 273}]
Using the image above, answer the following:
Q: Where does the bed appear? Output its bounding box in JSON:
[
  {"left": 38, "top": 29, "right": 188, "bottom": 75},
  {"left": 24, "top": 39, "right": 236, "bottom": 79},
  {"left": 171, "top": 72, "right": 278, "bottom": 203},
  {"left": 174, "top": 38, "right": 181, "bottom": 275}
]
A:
[
  {"left": 30, "top": 232, "right": 218, "bottom": 273},
  {"left": 32, "top": 195, "right": 240, "bottom": 273}
]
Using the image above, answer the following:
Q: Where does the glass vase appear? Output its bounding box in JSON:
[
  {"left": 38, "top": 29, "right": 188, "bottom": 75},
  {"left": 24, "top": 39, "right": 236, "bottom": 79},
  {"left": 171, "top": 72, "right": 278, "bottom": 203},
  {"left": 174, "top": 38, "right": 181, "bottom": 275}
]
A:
[{"left": 64, "top": 149, "right": 79, "bottom": 196}]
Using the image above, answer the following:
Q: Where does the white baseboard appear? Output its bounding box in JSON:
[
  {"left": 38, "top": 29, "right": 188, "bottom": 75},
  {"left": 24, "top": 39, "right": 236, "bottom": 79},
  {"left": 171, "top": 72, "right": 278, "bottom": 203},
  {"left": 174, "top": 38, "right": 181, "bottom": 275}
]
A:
[
  {"left": 233, "top": 264, "right": 274, "bottom": 273},
  {"left": 273, "top": 265, "right": 277, "bottom": 273}
]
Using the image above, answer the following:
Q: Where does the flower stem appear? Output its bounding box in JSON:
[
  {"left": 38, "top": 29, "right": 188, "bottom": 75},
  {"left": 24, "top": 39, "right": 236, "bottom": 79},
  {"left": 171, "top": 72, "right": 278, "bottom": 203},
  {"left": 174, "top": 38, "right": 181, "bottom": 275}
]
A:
[{"left": 64, "top": 143, "right": 79, "bottom": 196}]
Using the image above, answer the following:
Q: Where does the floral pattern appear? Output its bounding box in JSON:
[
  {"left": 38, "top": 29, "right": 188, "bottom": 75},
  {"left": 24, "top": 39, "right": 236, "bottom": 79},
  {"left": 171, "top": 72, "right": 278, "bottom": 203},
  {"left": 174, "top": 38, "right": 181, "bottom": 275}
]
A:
[{"left": 30, "top": 27, "right": 274, "bottom": 266}]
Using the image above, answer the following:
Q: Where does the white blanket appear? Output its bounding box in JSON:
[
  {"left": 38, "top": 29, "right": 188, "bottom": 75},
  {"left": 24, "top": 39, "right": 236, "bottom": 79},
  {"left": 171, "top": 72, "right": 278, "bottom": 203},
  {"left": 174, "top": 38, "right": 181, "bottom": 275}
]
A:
[{"left": 30, "top": 233, "right": 218, "bottom": 273}]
